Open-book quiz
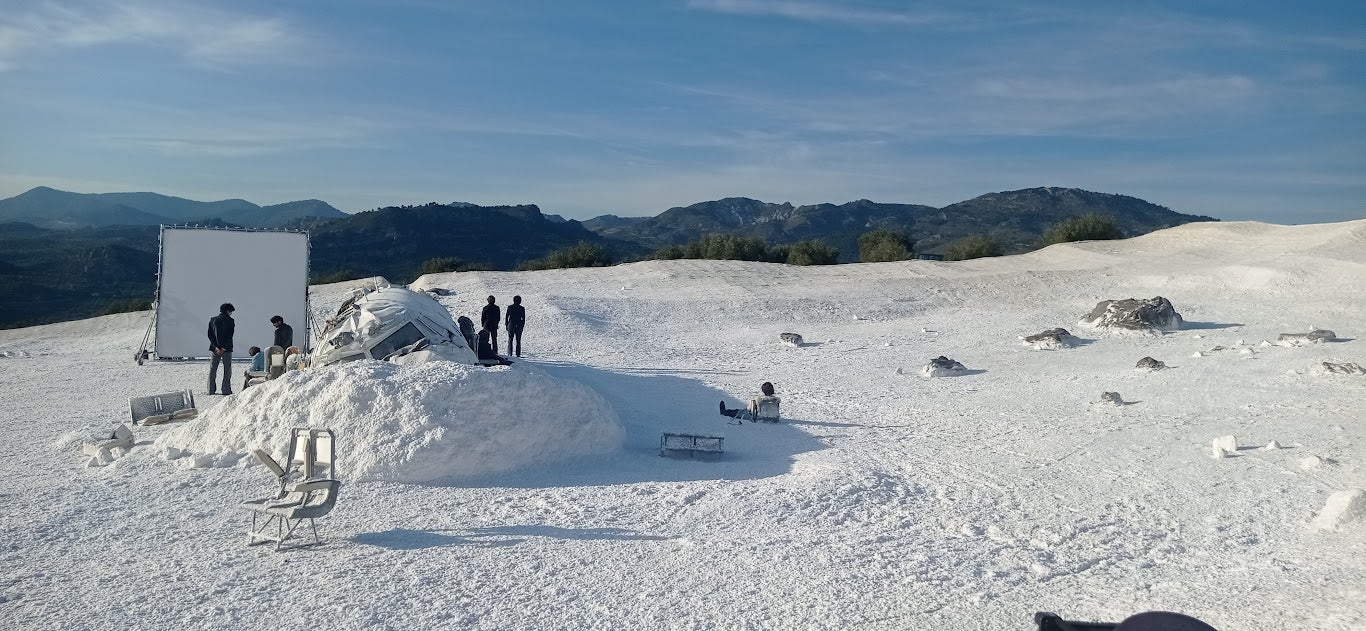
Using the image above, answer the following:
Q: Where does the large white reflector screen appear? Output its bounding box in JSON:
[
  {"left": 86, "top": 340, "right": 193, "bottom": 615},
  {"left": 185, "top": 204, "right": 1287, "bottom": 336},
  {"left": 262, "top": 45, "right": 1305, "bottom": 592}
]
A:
[{"left": 154, "top": 228, "right": 308, "bottom": 359}]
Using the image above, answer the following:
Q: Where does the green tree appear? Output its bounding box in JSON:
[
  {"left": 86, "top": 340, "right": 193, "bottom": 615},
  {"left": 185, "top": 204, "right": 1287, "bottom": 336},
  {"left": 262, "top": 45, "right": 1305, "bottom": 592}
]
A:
[
  {"left": 858, "top": 229, "right": 912, "bottom": 262},
  {"left": 97, "top": 297, "right": 152, "bottom": 315},
  {"left": 942, "top": 234, "right": 1003, "bottom": 261},
  {"left": 1041, "top": 213, "right": 1123, "bottom": 246},
  {"left": 418, "top": 257, "right": 468, "bottom": 275},
  {"left": 652, "top": 234, "right": 772, "bottom": 262},
  {"left": 785, "top": 239, "right": 839, "bottom": 265},
  {"left": 517, "top": 241, "right": 614, "bottom": 271},
  {"left": 312, "top": 269, "right": 362, "bottom": 284}
]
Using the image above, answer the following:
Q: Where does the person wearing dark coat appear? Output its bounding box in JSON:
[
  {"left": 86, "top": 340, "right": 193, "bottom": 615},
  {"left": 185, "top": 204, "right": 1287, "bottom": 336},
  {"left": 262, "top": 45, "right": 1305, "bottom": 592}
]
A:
[
  {"left": 480, "top": 295, "right": 501, "bottom": 355},
  {"left": 456, "top": 316, "right": 476, "bottom": 350},
  {"left": 476, "top": 328, "right": 512, "bottom": 365},
  {"left": 505, "top": 295, "right": 526, "bottom": 358},
  {"left": 270, "top": 315, "right": 293, "bottom": 349},
  {"left": 207, "top": 303, "right": 236, "bottom": 395}
]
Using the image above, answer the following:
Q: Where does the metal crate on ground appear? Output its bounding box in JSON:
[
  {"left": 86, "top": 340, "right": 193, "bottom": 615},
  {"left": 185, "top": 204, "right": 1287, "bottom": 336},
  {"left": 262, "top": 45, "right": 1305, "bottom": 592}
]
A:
[{"left": 660, "top": 432, "right": 724, "bottom": 458}]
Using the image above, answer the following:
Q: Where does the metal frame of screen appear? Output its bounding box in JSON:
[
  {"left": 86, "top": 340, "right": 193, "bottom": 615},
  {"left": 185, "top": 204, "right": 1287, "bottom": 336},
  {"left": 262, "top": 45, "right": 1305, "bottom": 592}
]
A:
[{"left": 150, "top": 226, "right": 310, "bottom": 359}]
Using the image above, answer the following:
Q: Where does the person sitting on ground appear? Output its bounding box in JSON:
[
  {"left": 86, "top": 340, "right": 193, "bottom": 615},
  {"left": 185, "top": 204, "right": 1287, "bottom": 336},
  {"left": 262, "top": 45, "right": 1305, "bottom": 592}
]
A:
[
  {"left": 243, "top": 346, "right": 265, "bottom": 390},
  {"left": 720, "top": 382, "right": 780, "bottom": 419},
  {"left": 476, "top": 328, "right": 512, "bottom": 365}
]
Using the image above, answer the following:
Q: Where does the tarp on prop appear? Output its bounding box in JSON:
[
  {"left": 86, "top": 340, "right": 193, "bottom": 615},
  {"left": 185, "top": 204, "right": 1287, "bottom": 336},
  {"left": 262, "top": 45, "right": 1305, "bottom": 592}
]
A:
[
  {"left": 153, "top": 227, "right": 309, "bottom": 359},
  {"left": 312, "top": 279, "right": 478, "bottom": 366}
]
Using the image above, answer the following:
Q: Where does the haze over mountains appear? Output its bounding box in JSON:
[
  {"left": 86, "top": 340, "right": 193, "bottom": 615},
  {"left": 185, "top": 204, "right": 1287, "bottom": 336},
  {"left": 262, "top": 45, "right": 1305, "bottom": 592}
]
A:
[{"left": 0, "top": 185, "right": 1218, "bottom": 329}]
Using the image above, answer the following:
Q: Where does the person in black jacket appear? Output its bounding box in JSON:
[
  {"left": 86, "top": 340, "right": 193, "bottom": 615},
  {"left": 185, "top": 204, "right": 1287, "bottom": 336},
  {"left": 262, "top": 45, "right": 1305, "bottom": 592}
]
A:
[
  {"left": 480, "top": 295, "right": 501, "bottom": 355},
  {"left": 476, "top": 328, "right": 512, "bottom": 365},
  {"left": 270, "top": 315, "right": 293, "bottom": 349},
  {"left": 505, "top": 295, "right": 526, "bottom": 357},
  {"left": 207, "top": 303, "right": 235, "bottom": 395}
]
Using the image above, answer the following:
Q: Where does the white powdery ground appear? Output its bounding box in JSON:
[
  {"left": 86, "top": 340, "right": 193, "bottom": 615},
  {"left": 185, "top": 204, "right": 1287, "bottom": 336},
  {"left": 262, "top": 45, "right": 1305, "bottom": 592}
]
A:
[{"left": 1, "top": 219, "right": 1364, "bottom": 630}]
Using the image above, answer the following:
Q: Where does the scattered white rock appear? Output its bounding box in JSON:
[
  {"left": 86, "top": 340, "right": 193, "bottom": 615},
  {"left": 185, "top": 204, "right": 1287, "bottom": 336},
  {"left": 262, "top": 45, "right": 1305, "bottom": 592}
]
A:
[
  {"left": 1212, "top": 445, "right": 1232, "bottom": 459},
  {"left": 1311, "top": 489, "right": 1365, "bottom": 531},
  {"left": 79, "top": 424, "right": 135, "bottom": 467},
  {"left": 1277, "top": 329, "right": 1338, "bottom": 347},
  {"left": 1260, "top": 340, "right": 1273, "bottom": 347},
  {"left": 1098, "top": 392, "right": 1124, "bottom": 406},
  {"left": 1239, "top": 348, "right": 1255, "bottom": 355},
  {"left": 1263, "top": 440, "right": 1283, "bottom": 451},
  {"left": 1212, "top": 435, "right": 1239, "bottom": 453},
  {"left": 1081, "top": 296, "right": 1184, "bottom": 332},
  {"left": 1318, "top": 361, "right": 1365, "bottom": 375},
  {"left": 920, "top": 356, "right": 967, "bottom": 377},
  {"left": 1021, "top": 328, "right": 1080, "bottom": 350},
  {"left": 1191, "top": 351, "right": 1205, "bottom": 358},
  {"left": 1300, "top": 455, "right": 1337, "bottom": 471},
  {"left": 1135, "top": 357, "right": 1167, "bottom": 371}
]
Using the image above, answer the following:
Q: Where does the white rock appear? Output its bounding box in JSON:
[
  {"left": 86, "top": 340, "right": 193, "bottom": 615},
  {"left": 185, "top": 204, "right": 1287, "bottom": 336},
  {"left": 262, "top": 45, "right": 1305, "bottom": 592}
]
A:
[
  {"left": 1191, "top": 351, "right": 1204, "bottom": 358},
  {"left": 1263, "top": 440, "right": 1283, "bottom": 451},
  {"left": 1212, "top": 435, "right": 1238, "bottom": 453},
  {"left": 1300, "top": 455, "right": 1328, "bottom": 470},
  {"left": 1212, "top": 445, "right": 1231, "bottom": 459},
  {"left": 1311, "top": 489, "right": 1366, "bottom": 531}
]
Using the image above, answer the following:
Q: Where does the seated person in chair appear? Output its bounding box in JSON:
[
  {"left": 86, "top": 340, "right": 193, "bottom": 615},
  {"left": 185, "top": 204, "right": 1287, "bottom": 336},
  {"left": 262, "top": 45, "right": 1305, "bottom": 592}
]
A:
[
  {"left": 476, "top": 328, "right": 512, "bottom": 365},
  {"left": 243, "top": 346, "right": 265, "bottom": 389},
  {"left": 720, "top": 382, "right": 780, "bottom": 420}
]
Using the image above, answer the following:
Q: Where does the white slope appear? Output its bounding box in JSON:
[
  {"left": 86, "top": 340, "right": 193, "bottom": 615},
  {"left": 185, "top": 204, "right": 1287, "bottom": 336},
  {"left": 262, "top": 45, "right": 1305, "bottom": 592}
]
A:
[{"left": 1, "top": 220, "right": 1364, "bottom": 630}]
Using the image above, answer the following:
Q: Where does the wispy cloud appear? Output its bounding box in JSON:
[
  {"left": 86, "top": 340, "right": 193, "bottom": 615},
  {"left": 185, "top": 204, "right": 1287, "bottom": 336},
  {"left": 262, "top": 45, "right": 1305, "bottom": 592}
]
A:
[
  {"left": 0, "top": 1, "right": 311, "bottom": 71},
  {"left": 687, "top": 0, "right": 957, "bottom": 27},
  {"left": 68, "top": 100, "right": 387, "bottom": 156}
]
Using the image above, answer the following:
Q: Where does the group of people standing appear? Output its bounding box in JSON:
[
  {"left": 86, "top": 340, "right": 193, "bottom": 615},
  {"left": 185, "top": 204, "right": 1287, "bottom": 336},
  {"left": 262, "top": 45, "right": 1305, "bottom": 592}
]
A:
[
  {"left": 205, "top": 303, "right": 293, "bottom": 395},
  {"left": 458, "top": 295, "right": 526, "bottom": 363}
]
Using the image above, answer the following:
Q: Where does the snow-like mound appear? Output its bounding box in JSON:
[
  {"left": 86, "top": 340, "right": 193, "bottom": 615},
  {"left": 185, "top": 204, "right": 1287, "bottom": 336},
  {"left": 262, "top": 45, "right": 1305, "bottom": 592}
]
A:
[{"left": 156, "top": 360, "right": 624, "bottom": 483}]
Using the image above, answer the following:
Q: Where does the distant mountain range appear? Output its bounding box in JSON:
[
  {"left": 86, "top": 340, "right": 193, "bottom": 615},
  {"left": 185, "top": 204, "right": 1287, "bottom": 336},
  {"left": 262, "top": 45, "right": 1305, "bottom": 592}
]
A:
[
  {"left": 585, "top": 187, "right": 1217, "bottom": 260},
  {"left": 0, "top": 186, "right": 346, "bottom": 229},
  {"left": 0, "top": 185, "right": 1217, "bottom": 329}
]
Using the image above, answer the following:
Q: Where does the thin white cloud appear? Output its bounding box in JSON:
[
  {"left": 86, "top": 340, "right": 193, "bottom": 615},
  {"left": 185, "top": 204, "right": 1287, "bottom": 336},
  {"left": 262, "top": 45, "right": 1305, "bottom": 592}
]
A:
[
  {"left": 0, "top": 1, "right": 310, "bottom": 71},
  {"left": 687, "top": 0, "right": 957, "bottom": 27}
]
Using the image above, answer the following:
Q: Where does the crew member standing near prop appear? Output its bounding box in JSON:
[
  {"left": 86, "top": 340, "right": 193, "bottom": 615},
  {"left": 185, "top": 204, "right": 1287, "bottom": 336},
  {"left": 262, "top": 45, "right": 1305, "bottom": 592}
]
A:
[
  {"left": 481, "top": 295, "right": 501, "bottom": 355},
  {"left": 505, "top": 295, "right": 526, "bottom": 358},
  {"left": 207, "top": 303, "right": 235, "bottom": 395},
  {"left": 271, "top": 315, "right": 293, "bottom": 349}
]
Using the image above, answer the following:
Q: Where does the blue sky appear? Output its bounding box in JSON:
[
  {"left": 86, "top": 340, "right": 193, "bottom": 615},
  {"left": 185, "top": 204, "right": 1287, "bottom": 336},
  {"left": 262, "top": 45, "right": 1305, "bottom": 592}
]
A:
[{"left": 0, "top": 1, "right": 1362, "bottom": 223}]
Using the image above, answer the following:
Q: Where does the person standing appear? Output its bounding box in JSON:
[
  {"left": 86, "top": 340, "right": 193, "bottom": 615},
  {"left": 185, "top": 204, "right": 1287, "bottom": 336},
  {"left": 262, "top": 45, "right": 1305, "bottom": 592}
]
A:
[
  {"left": 505, "top": 295, "right": 526, "bottom": 357},
  {"left": 480, "top": 295, "right": 501, "bottom": 355},
  {"left": 207, "top": 303, "right": 235, "bottom": 395},
  {"left": 271, "top": 315, "right": 294, "bottom": 349}
]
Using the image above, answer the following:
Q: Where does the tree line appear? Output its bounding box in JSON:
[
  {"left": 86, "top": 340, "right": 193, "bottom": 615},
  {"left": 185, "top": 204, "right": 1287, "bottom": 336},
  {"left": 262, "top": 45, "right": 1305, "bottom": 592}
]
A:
[{"left": 310, "top": 213, "right": 1124, "bottom": 282}]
